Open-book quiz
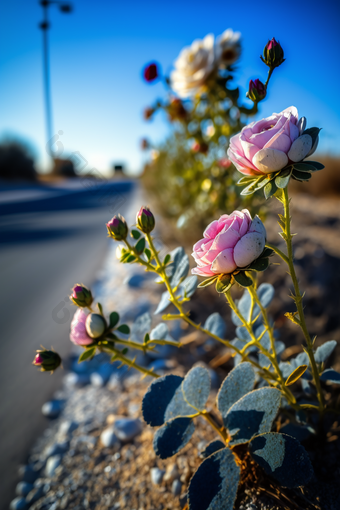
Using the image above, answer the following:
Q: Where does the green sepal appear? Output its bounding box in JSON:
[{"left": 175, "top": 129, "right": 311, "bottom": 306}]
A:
[
  {"left": 247, "top": 257, "right": 270, "bottom": 272},
  {"left": 261, "top": 247, "right": 274, "bottom": 258},
  {"left": 145, "top": 248, "right": 152, "bottom": 261},
  {"left": 304, "top": 160, "right": 324, "bottom": 171},
  {"left": 291, "top": 170, "right": 311, "bottom": 181},
  {"left": 233, "top": 271, "right": 253, "bottom": 287},
  {"left": 122, "top": 348, "right": 129, "bottom": 355},
  {"left": 78, "top": 346, "right": 96, "bottom": 363},
  {"left": 120, "top": 251, "right": 132, "bottom": 263},
  {"left": 275, "top": 167, "right": 292, "bottom": 189},
  {"left": 293, "top": 162, "right": 317, "bottom": 172},
  {"left": 164, "top": 254, "right": 171, "bottom": 265},
  {"left": 105, "top": 332, "right": 117, "bottom": 341},
  {"left": 126, "top": 254, "right": 137, "bottom": 263},
  {"left": 117, "top": 324, "right": 130, "bottom": 335},
  {"left": 240, "top": 175, "right": 271, "bottom": 196},
  {"left": 135, "top": 237, "right": 146, "bottom": 255},
  {"left": 109, "top": 311, "right": 120, "bottom": 329},
  {"left": 97, "top": 302, "right": 103, "bottom": 315},
  {"left": 264, "top": 179, "right": 278, "bottom": 199},
  {"left": 237, "top": 176, "right": 257, "bottom": 186},
  {"left": 215, "top": 274, "right": 232, "bottom": 294},
  {"left": 303, "top": 127, "right": 321, "bottom": 145},
  {"left": 131, "top": 229, "right": 141, "bottom": 240},
  {"left": 198, "top": 275, "right": 218, "bottom": 288},
  {"left": 144, "top": 333, "right": 150, "bottom": 344}
]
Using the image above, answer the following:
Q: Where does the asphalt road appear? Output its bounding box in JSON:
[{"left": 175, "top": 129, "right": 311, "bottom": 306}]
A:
[{"left": 0, "top": 179, "right": 134, "bottom": 509}]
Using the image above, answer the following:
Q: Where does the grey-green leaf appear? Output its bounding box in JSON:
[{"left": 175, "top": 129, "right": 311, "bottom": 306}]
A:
[
  {"left": 233, "top": 272, "right": 253, "bottom": 287},
  {"left": 153, "top": 417, "right": 195, "bottom": 459},
  {"left": 314, "top": 340, "right": 337, "bottom": 363},
  {"left": 204, "top": 313, "right": 226, "bottom": 339},
  {"left": 182, "top": 366, "right": 211, "bottom": 411},
  {"left": 109, "top": 311, "right": 120, "bottom": 329},
  {"left": 217, "top": 363, "right": 256, "bottom": 423}
]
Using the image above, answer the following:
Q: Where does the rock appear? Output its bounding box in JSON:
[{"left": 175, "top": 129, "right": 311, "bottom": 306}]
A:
[
  {"left": 15, "top": 482, "right": 33, "bottom": 497},
  {"left": 90, "top": 363, "right": 113, "bottom": 388},
  {"left": 150, "top": 467, "right": 165, "bottom": 485},
  {"left": 18, "top": 465, "right": 39, "bottom": 484},
  {"left": 127, "top": 402, "right": 140, "bottom": 416},
  {"left": 124, "top": 273, "right": 145, "bottom": 288},
  {"left": 164, "top": 463, "right": 179, "bottom": 482},
  {"left": 9, "top": 497, "right": 27, "bottom": 510},
  {"left": 63, "top": 372, "right": 90, "bottom": 387},
  {"left": 58, "top": 420, "right": 78, "bottom": 437},
  {"left": 41, "top": 400, "right": 62, "bottom": 418},
  {"left": 43, "top": 440, "right": 69, "bottom": 459},
  {"left": 172, "top": 479, "right": 182, "bottom": 496},
  {"left": 107, "top": 373, "right": 123, "bottom": 391},
  {"left": 26, "top": 484, "right": 45, "bottom": 505},
  {"left": 114, "top": 418, "right": 142, "bottom": 442},
  {"left": 71, "top": 435, "right": 97, "bottom": 449},
  {"left": 45, "top": 455, "right": 61, "bottom": 477},
  {"left": 100, "top": 426, "right": 119, "bottom": 448}
]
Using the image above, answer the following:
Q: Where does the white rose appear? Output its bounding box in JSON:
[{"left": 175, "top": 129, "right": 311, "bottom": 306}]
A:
[
  {"left": 171, "top": 34, "right": 216, "bottom": 98},
  {"left": 216, "top": 28, "right": 241, "bottom": 67}
]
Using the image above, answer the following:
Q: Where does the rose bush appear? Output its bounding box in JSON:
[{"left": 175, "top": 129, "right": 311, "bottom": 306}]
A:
[
  {"left": 191, "top": 209, "right": 266, "bottom": 276},
  {"left": 227, "top": 106, "right": 319, "bottom": 176}
]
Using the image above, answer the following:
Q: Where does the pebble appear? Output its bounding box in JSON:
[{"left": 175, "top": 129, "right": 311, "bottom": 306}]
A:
[
  {"left": 172, "top": 479, "right": 182, "bottom": 496},
  {"left": 124, "top": 273, "right": 145, "bottom": 288},
  {"left": 15, "top": 482, "right": 33, "bottom": 497},
  {"left": 41, "top": 400, "right": 62, "bottom": 418},
  {"left": 63, "top": 372, "right": 90, "bottom": 387},
  {"left": 72, "top": 435, "right": 97, "bottom": 449},
  {"left": 58, "top": 420, "right": 78, "bottom": 437},
  {"left": 90, "top": 363, "right": 113, "bottom": 388},
  {"left": 9, "top": 497, "right": 27, "bottom": 510},
  {"left": 107, "top": 373, "right": 123, "bottom": 391},
  {"left": 26, "top": 484, "right": 45, "bottom": 505},
  {"left": 45, "top": 455, "right": 61, "bottom": 477},
  {"left": 100, "top": 426, "right": 119, "bottom": 448},
  {"left": 150, "top": 467, "right": 165, "bottom": 485},
  {"left": 164, "top": 463, "right": 179, "bottom": 482},
  {"left": 43, "top": 440, "right": 69, "bottom": 459},
  {"left": 18, "top": 465, "right": 39, "bottom": 484},
  {"left": 114, "top": 418, "right": 142, "bottom": 442}
]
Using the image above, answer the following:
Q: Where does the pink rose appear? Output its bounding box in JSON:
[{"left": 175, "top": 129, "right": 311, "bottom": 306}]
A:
[
  {"left": 227, "top": 106, "right": 318, "bottom": 176},
  {"left": 191, "top": 209, "right": 266, "bottom": 276},
  {"left": 70, "top": 308, "right": 93, "bottom": 346}
]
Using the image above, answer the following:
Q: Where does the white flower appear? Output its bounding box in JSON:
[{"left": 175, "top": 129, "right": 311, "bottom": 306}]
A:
[
  {"left": 171, "top": 34, "right": 216, "bottom": 98},
  {"left": 216, "top": 29, "right": 241, "bottom": 67}
]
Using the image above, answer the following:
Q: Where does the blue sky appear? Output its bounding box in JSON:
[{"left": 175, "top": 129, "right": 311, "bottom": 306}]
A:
[{"left": 1, "top": 0, "right": 339, "bottom": 175}]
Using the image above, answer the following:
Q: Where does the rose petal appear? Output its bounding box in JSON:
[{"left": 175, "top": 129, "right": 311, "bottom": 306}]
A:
[
  {"left": 252, "top": 148, "right": 288, "bottom": 173},
  {"left": 203, "top": 220, "right": 219, "bottom": 239},
  {"left": 248, "top": 215, "right": 266, "bottom": 238},
  {"left": 211, "top": 248, "right": 237, "bottom": 274},
  {"left": 233, "top": 232, "right": 266, "bottom": 268},
  {"left": 191, "top": 266, "right": 215, "bottom": 277},
  {"left": 287, "top": 134, "right": 313, "bottom": 162},
  {"left": 212, "top": 228, "right": 240, "bottom": 250}
]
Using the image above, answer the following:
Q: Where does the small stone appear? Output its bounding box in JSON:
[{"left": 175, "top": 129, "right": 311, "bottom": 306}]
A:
[
  {"left": 100, "top": 427, "right": 119, "bottom": 448},
  {"left": 90, "top": 363, "right": 113, "bottom": 387},
  {"left": 16, "top": 482, "right": 33, "bottom": 497},
  {"left": 172, "top": 479, "right": 182, "bottom": 496},
  {"left": 107, "top": 374, "right": 122, "bottom": 391},
  {"left": 41, "top": 400, "right": 62, "bottom": 418},
  {"left": 58, "top": 420, "right": 78, "bottom": 437},
  {"left": 124, "top": 273, "right": 145, "bottom": 288},
  {"left": 164, "top": 463, "right": 179, "bottom": 482},
  {"left": 63, "top": 372, "right": 90, "bottom": 387},
  {"left": 150, "top": 467, "right": 165, "bottom": 485},
  {"left": 45, "top": 455, "right": 61, "bottom": 477},
  {"left": 26, "top": 485, "right": 45, "bottom": 505},
  {"left": 10, "top": 497, "right": 27, "bottom": 510},
  {"left": 43, "top": 440, "right": 69, "bottom": 459},
  {"left": 18, "top": 465, "right": 39, "bottom": 484},
  {"left": 114, "top": 418, "right": 142, "bottom": 442},
  {"left": 72, "top": 435, "right": 97, "bottom": 449}
]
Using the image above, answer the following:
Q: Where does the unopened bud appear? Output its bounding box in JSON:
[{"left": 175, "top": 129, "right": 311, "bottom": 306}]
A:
[
  {"left": 247, "top": 79, "right": 267, "bottom": 102},
  {"left": 143, "top": 107, "right": 155, "bottom": 120},
  {"left": 141, "top": 138, "right": 150, "bottom": 150},
  {"left": 85, "top": 313, "right": 107, "bottom": 339},
  {"left": 106, "top": 215, "right": 128, "bottom": 241},
  {"left": 192, "top": 141, "right": 209, "bottom": 154},
  {"left": 33, "top": 349, "right": 61, "bottom": 372},
  {"left": 261, "top": 38, "right": 285, "bottom": 68},
  {"left": 143, "top": 62, "right": 159, "bottom": 82},
  {"left": 136, "top": 206, "right": 155, "bottom": 234},
  {"left": 70, "top": 284, "right": 93, "bottom": 307}
]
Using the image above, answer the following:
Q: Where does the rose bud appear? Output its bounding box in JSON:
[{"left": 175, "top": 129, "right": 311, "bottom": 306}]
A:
[
  {"left": 261, "top": 38, "right": 285, "bottom": 68},
  {"left": 191, "top": 209, "right": 266, "bottom": 276},
  {"left": 143, "top": 107, "right": 155, "bottom": 120},
  {"left": 33, "top": 349, "right": 61, "bottom": 372},
  {"left": 143, "top": 62, "right": 159, "bottom": 82},
  {"left": 70, "top": 309, "right": 94, "bottom": 346},
  {"left": 136, "top": 206, "right": 155, "bottom": 234},
  {"left": 247, "top": 79, "right": 266, "bottom": 103},
  {"left": 70, "top": 284, "right": 93, "bottom": 307},
  {"left": 192, "top": 141, "right": 209, "bottom": 154},
  {"left": 141, "top": 138, "right": 150, "bottom": 150},
  {"left": 85, "top": 313, "right": 107, "bottom": 339},
  {"left": 106, "top": 215, "right": 128, "bottom": 241},
  {"left": 227, "top": 106, "right": 320, "bottom": 176},
  {"left": 218, "top": 158, "right": 232, "bottom": 169}
]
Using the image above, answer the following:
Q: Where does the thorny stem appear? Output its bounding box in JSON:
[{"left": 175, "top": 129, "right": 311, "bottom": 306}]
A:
[
  {"left": 282, "top": 187, "right": 324, "bottom": 413},
  {"left": 265, "top": 242, "right": 289, "bottom": 264},
  {"left": 103, "top": 343, "right": 159, "bottom": 379},
  {"left": 264, "top": 66, "right": 274, "bottom": 88}
]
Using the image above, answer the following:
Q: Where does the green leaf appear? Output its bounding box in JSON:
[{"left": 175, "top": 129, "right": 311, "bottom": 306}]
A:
[
  {"left": 164, "top": 254, "right": 171, "bottom": 265},
  {"left": 135, "top": 237, "right": 145, "bottom": 255},
  {"left": 237, "top": 176, "right": 257, "bottom": 186},
  {"left": 144, "top": 332, "right": 150, "bottom": 344},
  {"left": 97, "top": 302, "right": 103, "bottom": 315},
  {"left": 240, "top": 177, "right": 262, "bottom": 196},
  {"left": 233, "top": 271, "right": 253, "bottom": 287},
  {"left": 275, "top": 168, "right": 292, "bottom": 189},
  {"left": 109, "top": 311, "right": 120, "bottom": 329},
  {"left": 131, "top": 229, "right": 141, "bottom": 240},
  {"left": 264, "top": 179, "right": 278, "bottom": 199},
  {"left": 120, "top": 251, "right": 132, "bottom": 263},
  {"left": 247, "top": 257, "right": 270, "bottom": 272},
  {"left": 215, "top": 274, "right": 232, "bottom": 293},
  {"left": 117, "top": 324, "right": 130, "bottom": 335},
  {"left": 78, "top": 346, "right": 96, "bottom": 363},
  {"left": 305, "top": 160, "right": 324, "bottom": 171},
  {"left": 291, "top": 170, "right": 311, "bottom": 181},
  {"left": 261, "top": 247, "right": 274, "bottom": 258},
  {"left": 293, "top": 162, "right": 317, "bottom": 172},
  {"left": 126, "top": 254, "right": 137, "bottom": 263},
  {"left": 145, "top": 248, "right": 152, "bottom": 261},
  {"left": 198, "top": 275, "right": 218, "bottom": 288},
  {"left": 122, "top": 348, "right": 129, "bottom": 355},
  {"left": 285, "top": 365, "right": 308, "bottom": 386}
]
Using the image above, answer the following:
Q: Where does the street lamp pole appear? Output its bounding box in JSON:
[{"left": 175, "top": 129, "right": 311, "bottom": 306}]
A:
[{"left": 39, "top": 0, "right": 72, "bottom": 161}]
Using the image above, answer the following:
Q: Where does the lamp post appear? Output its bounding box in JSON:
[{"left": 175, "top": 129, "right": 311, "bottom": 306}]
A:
[{"left": 39, "top": 0, "right": 72, "bottom": 162}]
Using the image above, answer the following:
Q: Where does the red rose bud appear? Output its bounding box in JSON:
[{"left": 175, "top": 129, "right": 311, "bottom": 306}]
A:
[
  {"left": 143, "top": 62, "right": 159, "bottom": 82},
  {"left": 247, "top": 79, "right": 267, "bottom": 102},
  {"left": 85, "top": 313, "right": 107, "bottom": 339},
  {"left": 143, "top": 107, "right": 155, "bottom": 120},
  {"left": 192, "top": 141, "right": 209, "bottom": 154},
  {"left": 168, "top": 98, "right": 187, "bottom": 122},
  {"left": 262, "top": 38, "right": 285, "bottom": 68},
  {"left": 136, "top": 206, "right": 155, "bottom": 233},
  {"left": 70, "top": 284, "right": 93, "bottom": 307},
  {"left": 141, "top": 138, "right": 150, "bottom": 150},
  {"left": 33, "top": 350, "right": 61, "bottom": 372},
  {"left": 106, "top": 215, "right": 128, "bottom": 241}
]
